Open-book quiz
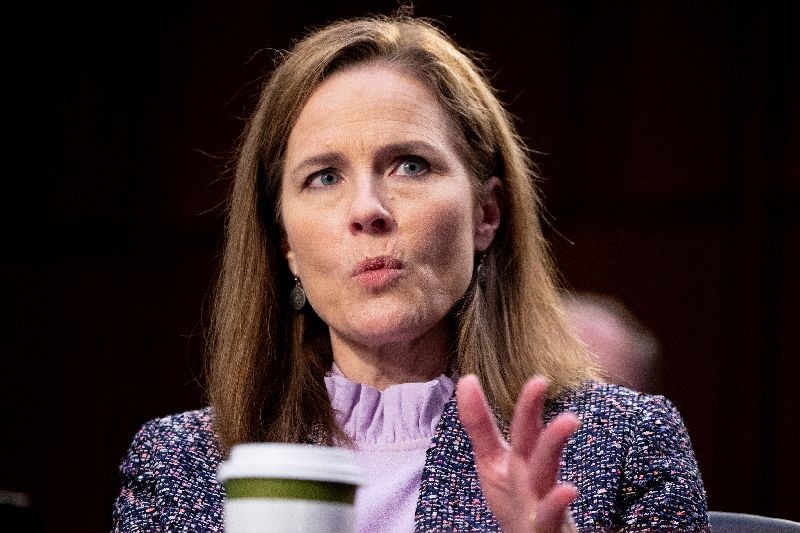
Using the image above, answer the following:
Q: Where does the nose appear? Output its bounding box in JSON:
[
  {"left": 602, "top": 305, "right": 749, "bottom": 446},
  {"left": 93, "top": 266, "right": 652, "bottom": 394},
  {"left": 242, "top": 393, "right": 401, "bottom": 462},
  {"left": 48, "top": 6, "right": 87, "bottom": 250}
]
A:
[{"left": 348, "top": 177, "right": 394, "bottom": 235}]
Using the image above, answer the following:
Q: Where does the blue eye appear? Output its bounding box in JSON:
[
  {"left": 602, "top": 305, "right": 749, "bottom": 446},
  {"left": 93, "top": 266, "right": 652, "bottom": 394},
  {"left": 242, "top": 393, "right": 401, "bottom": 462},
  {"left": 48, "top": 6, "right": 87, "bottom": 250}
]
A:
[
  {"left": 396, "top": 158, "right": 429, "bottom": 177},
  {"left": 307, "top": 170, "right": 340, "bottom": 188}
]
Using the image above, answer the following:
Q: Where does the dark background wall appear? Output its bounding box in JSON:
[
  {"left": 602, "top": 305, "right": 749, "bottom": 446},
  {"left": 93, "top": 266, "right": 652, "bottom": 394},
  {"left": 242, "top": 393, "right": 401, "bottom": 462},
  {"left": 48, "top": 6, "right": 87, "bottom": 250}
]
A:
[{"left": 2, "top": 1, "right": 798, "bottom": 531}]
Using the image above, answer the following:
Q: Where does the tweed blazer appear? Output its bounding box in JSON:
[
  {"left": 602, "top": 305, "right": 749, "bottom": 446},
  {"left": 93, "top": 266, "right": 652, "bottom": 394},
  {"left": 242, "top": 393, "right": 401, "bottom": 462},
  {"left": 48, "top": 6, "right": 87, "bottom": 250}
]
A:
[{"left": 112, "top": 382, "right": 709, "bottom": 531}]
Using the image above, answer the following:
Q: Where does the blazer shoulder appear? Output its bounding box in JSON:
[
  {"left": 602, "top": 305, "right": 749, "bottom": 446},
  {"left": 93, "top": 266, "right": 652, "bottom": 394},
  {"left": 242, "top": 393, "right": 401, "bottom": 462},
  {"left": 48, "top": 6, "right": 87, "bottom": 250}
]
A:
[
  {"left": 553, "top": 382, "right": 709, "bottom": 531},
  {"left": 132, "top": 407, "right": 220, "bottom": 467},
  {"left": 549, "top": 381, "right": 682, "bottom": 433},
  {"left": 120, "top": 407, "right": 221, "bottom": 479},
  {"left": 113, "top": 407, "right": 224, "bottom": 531},
  {"left": 138, "top": 407, "right": 216, "bottom": 441}
]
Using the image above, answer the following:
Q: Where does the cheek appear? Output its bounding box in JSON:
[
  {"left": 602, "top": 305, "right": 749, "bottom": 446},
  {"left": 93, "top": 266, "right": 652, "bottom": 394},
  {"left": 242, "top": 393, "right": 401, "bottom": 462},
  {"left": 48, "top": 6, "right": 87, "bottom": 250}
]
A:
[
  {"left": 283, "top": 211, "right": 343, "bottom": 278},
  {"left": 410, "top": 197, "right": 475, "bottom": 286},
  {"left": 284, "top": 222, "right": 348, "bottom": 317}
]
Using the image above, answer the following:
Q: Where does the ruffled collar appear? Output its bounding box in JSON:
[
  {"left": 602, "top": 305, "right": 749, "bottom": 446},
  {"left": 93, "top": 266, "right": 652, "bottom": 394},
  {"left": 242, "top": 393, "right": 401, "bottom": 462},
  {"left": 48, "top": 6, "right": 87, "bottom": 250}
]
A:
[{"left": 324, "top": 364, "right": 456, "bottom": 445}]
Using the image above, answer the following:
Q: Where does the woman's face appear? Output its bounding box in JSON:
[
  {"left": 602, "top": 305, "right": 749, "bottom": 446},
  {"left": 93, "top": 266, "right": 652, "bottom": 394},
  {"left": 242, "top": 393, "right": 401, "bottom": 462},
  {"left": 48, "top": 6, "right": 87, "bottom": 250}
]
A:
[{"left": 281, "top": 63, "right": 500, "bottom": 349}]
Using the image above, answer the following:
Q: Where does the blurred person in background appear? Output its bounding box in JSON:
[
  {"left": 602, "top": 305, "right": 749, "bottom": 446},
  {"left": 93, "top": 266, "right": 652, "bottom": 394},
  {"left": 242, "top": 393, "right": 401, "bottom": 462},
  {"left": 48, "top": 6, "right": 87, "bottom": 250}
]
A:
[{"left": 563, "top": 292, "right": 659, "bottom": 393}]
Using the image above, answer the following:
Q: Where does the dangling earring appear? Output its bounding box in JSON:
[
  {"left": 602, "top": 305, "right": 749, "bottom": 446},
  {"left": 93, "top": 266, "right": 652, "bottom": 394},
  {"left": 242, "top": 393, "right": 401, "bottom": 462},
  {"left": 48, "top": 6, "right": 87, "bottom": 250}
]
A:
[
  {"left": 290, "top": 276, "right": 307, "bottom": 311},
  {"left": 475, "top": 253, "right": 486, "bottom": 284}
]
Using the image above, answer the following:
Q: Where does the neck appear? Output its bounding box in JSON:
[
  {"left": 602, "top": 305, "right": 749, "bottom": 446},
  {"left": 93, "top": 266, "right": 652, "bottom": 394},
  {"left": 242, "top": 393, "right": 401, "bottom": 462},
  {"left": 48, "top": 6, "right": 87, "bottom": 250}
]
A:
[{"left": 329, "top": 324, "right": 450, "bottom": 390}]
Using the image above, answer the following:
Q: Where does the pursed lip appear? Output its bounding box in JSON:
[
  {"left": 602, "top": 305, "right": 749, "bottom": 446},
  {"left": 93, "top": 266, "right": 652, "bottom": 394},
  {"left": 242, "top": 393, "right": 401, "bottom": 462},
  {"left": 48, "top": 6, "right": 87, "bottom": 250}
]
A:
[{"left": 351, "top": 255, "right": 404, "bottom": 277}]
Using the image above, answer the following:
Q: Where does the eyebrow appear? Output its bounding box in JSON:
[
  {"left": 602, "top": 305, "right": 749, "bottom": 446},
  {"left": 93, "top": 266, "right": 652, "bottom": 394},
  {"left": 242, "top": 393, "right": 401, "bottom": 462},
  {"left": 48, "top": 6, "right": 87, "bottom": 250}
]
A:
[
  {"left": 288, "top": 140, "right": 446, "bottom": 178},
  {"left": 289, "top": 152, "right": 346, "bottom": 178}
]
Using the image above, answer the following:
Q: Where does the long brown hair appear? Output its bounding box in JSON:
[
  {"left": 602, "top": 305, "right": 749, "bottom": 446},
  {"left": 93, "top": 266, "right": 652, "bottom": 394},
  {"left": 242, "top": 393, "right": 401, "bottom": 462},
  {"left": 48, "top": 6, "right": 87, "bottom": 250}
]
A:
[{"left": 207, "top": 15, "right": 594, "bottom": 451}]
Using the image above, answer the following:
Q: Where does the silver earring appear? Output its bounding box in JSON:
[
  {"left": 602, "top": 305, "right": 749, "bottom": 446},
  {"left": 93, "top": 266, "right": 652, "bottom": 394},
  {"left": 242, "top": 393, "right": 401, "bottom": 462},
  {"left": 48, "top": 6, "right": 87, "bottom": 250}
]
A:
[
  {"left": 476, "top": 253, "right": 486, "bottom": 284},
  {"left": 290, "top": 276, "right": 306, "bottom": 311}
]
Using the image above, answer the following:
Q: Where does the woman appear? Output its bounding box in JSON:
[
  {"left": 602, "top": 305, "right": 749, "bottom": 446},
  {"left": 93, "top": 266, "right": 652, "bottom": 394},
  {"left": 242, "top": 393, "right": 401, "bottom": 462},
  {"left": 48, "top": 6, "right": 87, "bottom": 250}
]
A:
[{"left": 113, "top": 15, "right": 709, "bottom": 532}]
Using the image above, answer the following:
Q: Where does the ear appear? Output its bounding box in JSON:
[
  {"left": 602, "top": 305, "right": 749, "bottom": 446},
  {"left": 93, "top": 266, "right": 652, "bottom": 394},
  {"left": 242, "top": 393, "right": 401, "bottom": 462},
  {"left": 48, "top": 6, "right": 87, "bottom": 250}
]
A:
[
  {"left": 281, "top": 235, "right": 299, "bottom": 277},
  {"left": 474, "top": 176, "right": 502, "bottom": 252}
]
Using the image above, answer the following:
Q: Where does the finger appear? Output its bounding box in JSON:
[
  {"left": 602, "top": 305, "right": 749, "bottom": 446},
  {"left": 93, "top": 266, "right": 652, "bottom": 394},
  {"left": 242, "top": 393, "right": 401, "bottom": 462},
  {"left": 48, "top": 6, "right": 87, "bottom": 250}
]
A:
[
  {"left": 510, "top": 376, "right": 549, "bottom": 459},
  {"left": 456, "top": 374, "right": 507, "bottom": 465},
  {"left": 529, "top": 413, "right": 580, "bottom": 498},
  {"left": 532, "top": 483, "right": 578, "bottom": 532}
]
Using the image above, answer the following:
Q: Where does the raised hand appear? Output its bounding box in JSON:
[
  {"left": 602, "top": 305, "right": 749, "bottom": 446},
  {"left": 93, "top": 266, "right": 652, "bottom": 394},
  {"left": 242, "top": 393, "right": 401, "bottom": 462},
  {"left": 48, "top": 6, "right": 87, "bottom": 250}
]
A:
[{"left": 456, "top": 375, "right": 580, "bottom": 533}]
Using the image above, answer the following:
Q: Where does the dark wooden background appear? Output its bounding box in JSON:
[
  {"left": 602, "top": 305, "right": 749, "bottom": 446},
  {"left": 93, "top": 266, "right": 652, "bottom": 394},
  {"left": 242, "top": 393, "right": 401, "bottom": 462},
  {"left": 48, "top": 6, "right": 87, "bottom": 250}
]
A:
[{"left": 2, "top": 2, "right": 797, "bottom": 531}]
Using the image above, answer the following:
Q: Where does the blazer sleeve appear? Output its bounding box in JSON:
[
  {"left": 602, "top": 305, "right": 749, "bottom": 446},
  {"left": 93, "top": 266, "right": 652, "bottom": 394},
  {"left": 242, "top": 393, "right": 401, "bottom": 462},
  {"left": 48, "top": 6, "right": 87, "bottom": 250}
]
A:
[
  {"left": 112, "top": 420, "right": 163, "bottom": 532},
  {"left": 619, "top": 395, "right": 710, "bottom": 531}
]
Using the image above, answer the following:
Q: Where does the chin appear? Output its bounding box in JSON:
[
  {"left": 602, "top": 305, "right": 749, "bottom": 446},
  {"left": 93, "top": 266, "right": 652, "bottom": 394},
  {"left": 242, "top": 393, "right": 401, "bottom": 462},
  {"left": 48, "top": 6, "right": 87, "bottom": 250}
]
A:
[
  {"left": 346, "top": 319, "right": 427, "bottom": 347},
  {"left": 340, "top": 303, "right": 440, "bottom": 347}
]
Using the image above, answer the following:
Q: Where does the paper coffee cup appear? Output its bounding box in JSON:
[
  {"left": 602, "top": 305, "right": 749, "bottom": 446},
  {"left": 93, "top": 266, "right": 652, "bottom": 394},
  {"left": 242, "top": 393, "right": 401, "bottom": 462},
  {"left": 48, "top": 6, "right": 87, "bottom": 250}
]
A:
[{"left": 218, "top": 443, "right": 361, "bottom": 533}]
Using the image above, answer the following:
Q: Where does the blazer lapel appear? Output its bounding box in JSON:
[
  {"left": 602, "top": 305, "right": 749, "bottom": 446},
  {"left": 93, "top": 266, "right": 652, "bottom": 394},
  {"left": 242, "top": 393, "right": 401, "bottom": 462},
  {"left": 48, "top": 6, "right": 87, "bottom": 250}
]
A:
[{"left": 414, "top": 396, "right": 502, "bottom": 531}]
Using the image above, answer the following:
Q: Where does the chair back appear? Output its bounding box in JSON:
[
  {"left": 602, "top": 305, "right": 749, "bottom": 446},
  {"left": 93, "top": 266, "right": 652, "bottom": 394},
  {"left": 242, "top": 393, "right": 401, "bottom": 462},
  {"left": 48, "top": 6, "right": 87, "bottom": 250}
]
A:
[{"left": 709, "top": 511, "right": 800, "bottom": 532}]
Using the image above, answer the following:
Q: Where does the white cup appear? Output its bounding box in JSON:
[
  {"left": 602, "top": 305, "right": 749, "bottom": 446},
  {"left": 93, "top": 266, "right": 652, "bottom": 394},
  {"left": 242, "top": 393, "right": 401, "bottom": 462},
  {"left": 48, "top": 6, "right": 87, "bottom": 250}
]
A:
[{"left": 218, "top": 443, "right": 361, "bottom": 533}]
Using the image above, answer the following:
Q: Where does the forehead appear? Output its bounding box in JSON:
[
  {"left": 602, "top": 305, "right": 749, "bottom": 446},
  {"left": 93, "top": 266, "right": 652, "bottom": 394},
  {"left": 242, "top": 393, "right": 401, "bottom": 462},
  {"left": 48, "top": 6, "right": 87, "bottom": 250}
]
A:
[{"left": 284, "top": 63, "right": 459, "bottom": 166}]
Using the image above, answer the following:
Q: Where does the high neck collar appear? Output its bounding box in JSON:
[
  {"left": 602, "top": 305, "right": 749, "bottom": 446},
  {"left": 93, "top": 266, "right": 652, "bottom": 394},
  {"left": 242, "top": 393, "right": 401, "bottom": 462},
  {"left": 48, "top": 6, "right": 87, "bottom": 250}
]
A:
[{"left": 325, "top": 364, "right": 456, "bottom": 445}]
